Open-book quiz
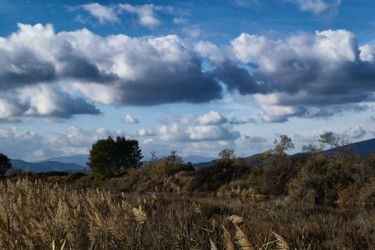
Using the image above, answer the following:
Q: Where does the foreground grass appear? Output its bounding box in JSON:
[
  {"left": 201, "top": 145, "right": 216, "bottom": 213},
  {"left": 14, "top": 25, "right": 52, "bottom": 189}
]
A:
[{"left": 0, "top": 179, "right": 374, "bottom": 249}]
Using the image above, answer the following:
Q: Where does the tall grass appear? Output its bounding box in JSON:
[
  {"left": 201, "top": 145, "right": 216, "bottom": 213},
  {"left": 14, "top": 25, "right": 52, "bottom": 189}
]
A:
[{"left": 0, "top": 179, "right": 374, "bottom": 249}]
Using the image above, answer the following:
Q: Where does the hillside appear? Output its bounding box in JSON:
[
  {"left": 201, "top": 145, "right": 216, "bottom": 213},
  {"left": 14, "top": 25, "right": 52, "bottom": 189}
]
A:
[{"left": 10, "top": 159, "right": 89, "bottom": 173}]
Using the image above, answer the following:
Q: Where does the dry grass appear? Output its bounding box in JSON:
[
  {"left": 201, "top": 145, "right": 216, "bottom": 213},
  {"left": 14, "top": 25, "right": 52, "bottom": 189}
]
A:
[{"left": 0, "top": 178, "right": 374, "bottom": 249}]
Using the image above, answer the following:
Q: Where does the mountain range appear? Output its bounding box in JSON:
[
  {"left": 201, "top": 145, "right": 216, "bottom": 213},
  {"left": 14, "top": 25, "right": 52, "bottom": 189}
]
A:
[
  {"left": 10, "top": 159, "right": 89, "bottom": 173},
  {"left": 9, "top": 138, "right": 375, "bottom": 173}
]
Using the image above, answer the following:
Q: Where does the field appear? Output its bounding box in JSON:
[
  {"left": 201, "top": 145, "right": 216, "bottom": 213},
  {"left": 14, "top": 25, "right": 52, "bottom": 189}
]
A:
[{"left": 0, "top": 178, "right": 374, "bottom": 249}]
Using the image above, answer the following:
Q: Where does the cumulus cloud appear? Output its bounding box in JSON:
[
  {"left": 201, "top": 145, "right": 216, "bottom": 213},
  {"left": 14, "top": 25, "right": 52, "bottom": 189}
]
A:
[
  {"left": 287, "top": 0, "right": 341, "bottom": 15},
  {"left": 344, "top": 126, "right": 367, "bottom": 140},
  {"left": 197, "top": 111, "right": 227, "bottom": 125},
  {"left": 194, "top": 41, "right": 226, "bottom": 64},
  {"left": 80, "top": 3, "right": 119, "bottom": 24},
  {"left": 119, "top": 4, "right": 162, "bottom": 28},
  {"left": 134, "top": 128, "right": 155, "bottom": 137},
  {"left": 0, "top": 23, "right": 223, "bottom": 120},
  {"left": 360, "top": 44, "right": 375, "bottom": 62},
  {"left": 0, "top": 85, "right": 99, "bottom": 119},
  {"left": 227, "top": 29, "right": 375, "bottom": 122},
  {"left": 158, "top": 111, "right": 240, "bottom": 142},
  {"left": 3, "top": 23, "right": 375, "bottom": 124},
  {"left": 123, "top": 114, "right": 139, "bottom": 124},
  {"left": 17, "top": 85, "right": 100, "bottom": 118},
  {"left": 0, "top": 126, "right": 100, "bottom": 161}
]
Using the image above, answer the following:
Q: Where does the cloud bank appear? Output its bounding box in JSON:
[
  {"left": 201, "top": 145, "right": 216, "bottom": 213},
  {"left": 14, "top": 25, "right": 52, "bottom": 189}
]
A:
[
  {"left": 1, "top": 23, "right": 375, "bottom": 123},
  {"left": 228, "top": 29, "right": 375, "bottom": 122}
]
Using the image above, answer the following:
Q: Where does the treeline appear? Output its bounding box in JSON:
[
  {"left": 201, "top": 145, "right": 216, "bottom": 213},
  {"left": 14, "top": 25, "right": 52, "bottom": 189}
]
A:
[{"left": 6, "top": 133, "right": 374, "bottom": 206}]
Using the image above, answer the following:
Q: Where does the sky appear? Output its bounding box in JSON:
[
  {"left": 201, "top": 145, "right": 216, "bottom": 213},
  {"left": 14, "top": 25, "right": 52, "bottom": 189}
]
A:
[{"left": 0, "top": 0, "right": 375, "bottom": 161}]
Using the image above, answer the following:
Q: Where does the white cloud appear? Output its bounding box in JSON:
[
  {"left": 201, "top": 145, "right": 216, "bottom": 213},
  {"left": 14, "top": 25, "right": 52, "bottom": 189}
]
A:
[
  {"left": 194, "top": 41, "right": 226, "bottom": 64},
  {"left": 2, "top": 23, "right": 375, "bottom": 125},
  {"left": 81, "top": 3, "right": 119, "bottom": 24},
  {"left": 344, "top": 126, "right": 367, "bottom": 140},
  {"left": 229, "top": 29, "right": 375, "bottom": 122},
  {"left": 135, "top": 128, "right": 155, "bottom": 137},
  {"left": 158, "top": 112, "right": 239, "bottom": 142},
  {"left": 182, "top": 26, "right": 202, "bottom": 38},
  {"left": 173, "top": 17, "right": 187, "bottom": 25},
  {"left": 360, "top": 44, "right": 375, "bottom": 62},
  {"left": 123, "top": 114, "right": 139, "bottom": 124},
  {"left": 197, "top": 111, "right": 227, "bottom": 125},
  {"left": 187, "top": 125, "right": 239, "bottom": 141},
  {"left": 287, "top": 0, "right": 341, "bottom": 15},
  {"left": 96, "top": 127, "right": 111, "bottom": 136},
  {"left": 119, "top": 4, "right": 161, "bottom": 28},
  {"left": 234, "top": 0, "right": 261, "bottom": 7},
  {"left": 0, "top": 126, "right": 98, "bottom": 161},
  {"left": 0, "top": 23, "right": 222, "bottom": 120},
  {"left": 232, "top": 30, "right": 357, "bottom": 72}
]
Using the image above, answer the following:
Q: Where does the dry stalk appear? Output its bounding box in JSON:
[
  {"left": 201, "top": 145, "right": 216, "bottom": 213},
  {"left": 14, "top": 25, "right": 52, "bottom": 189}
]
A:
[
  {"left": 132, "top": 205, "right": 147, "bottom": 224},
  {"left": 222, "top": 225, "right": 234, "bottom": 250},
  {"left": 234, "top": 224, "right": 253, "bottom": 250},
  {"left": 210, "top": 238, "right": 218, "bottom": 250},
  {"left": 227, "top": 215, "right": 244, "bottom": 225},
  {"left": 272, "top": 232, "right": 289, "bottom": 250}
]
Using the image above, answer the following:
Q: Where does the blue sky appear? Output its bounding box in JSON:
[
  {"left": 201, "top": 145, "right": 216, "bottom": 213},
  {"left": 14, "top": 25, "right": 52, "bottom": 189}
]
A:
[{"left": 0, "top": 0, "right": 375, "bottom": 161}]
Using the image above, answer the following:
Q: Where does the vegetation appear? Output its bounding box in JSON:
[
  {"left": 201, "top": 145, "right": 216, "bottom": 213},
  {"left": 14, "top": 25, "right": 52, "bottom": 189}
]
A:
[
  {"left": 87, "top": 136, "right": 142, "bottom": 178},
  {"left": 0, "top": 179, "right": 374, "bottom": 249},
  {"left": 2, "top": 133, "right": 375, "bottom": 248},
  {"left": 0, "top": 153, "right": 11, "bottom": 175}
]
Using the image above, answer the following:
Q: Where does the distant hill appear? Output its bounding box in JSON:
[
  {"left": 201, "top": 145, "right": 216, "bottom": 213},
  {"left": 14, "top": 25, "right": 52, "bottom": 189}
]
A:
[
  {"left": 10, "top": 159, "right": 89, "bottom": 173},
  {"left": 182, "top": 155, "right": 215, "bottom": 164},
  {"left": 326, "top": 138, "right": 375, "bottom": 156},
  {"left": 37, "top": 154, "right": 89, "bottom": 167},
  {"left": 193, "top": 138, "right": 375, "bottom": 169}
]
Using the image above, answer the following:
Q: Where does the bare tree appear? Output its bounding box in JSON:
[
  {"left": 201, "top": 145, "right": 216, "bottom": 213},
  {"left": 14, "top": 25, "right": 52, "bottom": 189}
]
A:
[
  {"left": 274, "top": 135, "right": 294, "bottom": 155},
  {"left": 218, "top": 148, "right": 236, "bottom": 160}
]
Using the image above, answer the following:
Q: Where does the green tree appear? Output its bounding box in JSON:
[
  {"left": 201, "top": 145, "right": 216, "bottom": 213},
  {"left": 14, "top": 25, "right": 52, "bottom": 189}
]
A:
[
  {"left": 0, "top": 153, "right": 11, "bottom": 175},
  {"left": 88, "top": 136, "right": 142, "bottom": 177}
]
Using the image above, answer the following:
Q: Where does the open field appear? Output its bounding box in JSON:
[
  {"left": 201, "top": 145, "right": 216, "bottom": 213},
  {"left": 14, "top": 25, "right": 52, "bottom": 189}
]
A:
[{"left": 0, "top": 178, "right": 374, "bottom": 249}]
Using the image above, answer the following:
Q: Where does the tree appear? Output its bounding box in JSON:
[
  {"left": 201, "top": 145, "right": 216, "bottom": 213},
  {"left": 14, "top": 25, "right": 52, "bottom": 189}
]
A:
[
  {"left": 0, "top": 153, "right": 11, "bottom": 175},
  {"left": 274, "top": 135, "right": 294, "bottom": 155},
  {"left": 301, "top": 132, "right": 351, "bottom": 154},
  {"left": 219, "top": 148, "right": 236, "bottom": 161},
  {"left": 88, "top": 136, "right": 142, "bottom": 177},
  {"left": 319, "top": 132, "right": 350, "bottom": 149}
]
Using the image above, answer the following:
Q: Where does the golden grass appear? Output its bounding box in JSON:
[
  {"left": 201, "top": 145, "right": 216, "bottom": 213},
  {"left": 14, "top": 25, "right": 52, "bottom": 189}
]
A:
[{"left": 0, "top": 178, "right": 373, "bottom": 249}]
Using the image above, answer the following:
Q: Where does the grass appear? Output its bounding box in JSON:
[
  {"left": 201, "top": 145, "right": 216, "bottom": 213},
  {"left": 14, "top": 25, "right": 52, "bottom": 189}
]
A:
[{"left": 0, "top": 178, "right": 374, "bottom": 249}]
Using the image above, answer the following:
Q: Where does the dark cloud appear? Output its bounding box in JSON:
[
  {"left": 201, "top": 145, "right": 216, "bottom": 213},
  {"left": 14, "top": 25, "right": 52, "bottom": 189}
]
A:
[
  {"left": 51, "top": 93, "right": 101, "bottom": 118},
  {"left": 213, "top": 62, "right": 265, "bottom": 94},
  {"left": 116, "top": 59, "right": 222, "bottom": 105},
  {"left": 60, "top": 56, "right": 118, "bottom": 83},
  {"left": 244, "top": 135, "right": 267, "bottom": 143},
  {"left": 229, "top": 117, "right": 257, "bottom": 125},
  {"left": 0, "top": 49, "right": 56, "bottom": 89}
]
